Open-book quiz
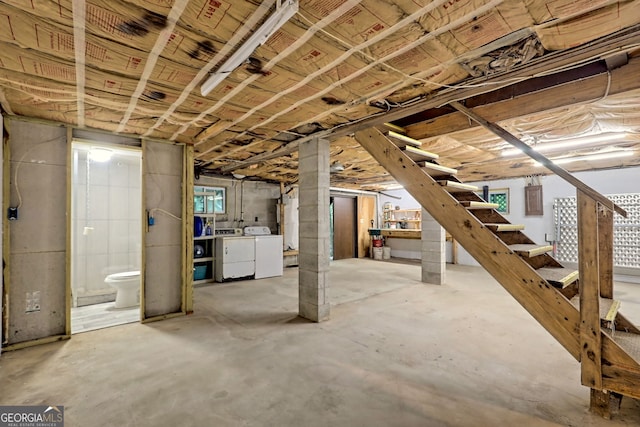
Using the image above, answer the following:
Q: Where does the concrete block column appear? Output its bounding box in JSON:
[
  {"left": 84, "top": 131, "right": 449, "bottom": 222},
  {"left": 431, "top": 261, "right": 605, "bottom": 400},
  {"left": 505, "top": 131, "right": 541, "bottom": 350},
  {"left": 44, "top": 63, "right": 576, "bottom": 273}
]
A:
[
  {"left": 298, "top": 137, "right": 330, "bottom": 322},
  {"left": 421, "top": 208, "right": 445, "bottom": 285}
]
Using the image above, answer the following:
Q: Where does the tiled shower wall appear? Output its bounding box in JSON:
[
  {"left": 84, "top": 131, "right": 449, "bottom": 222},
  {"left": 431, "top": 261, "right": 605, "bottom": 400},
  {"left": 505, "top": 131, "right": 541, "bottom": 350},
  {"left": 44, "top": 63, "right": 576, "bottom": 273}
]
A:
[{"left": 72, "top": 149, "right": 141, "bottom": 306}]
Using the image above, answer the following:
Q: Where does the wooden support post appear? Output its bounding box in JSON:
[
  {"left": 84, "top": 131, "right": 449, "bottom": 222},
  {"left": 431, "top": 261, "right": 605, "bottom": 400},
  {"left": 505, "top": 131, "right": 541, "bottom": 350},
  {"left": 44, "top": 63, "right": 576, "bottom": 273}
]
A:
[
  {"left": 183, "top": 144, "right": 194, "bottom": 315},
  {"left": 577, "top": 190, "right": 602, "bottom": 390},
  {"left": 451, "top": 238, "right": 458, "bottom": 265},
  {"left": 590, "top": 389, "right": 623, "bottom": 419},
  {"left": 598, "top": 205, "right": 614, "bottom": 299},
  {"left": 279, "top": 182, "right": 285, "bottom": 241}
]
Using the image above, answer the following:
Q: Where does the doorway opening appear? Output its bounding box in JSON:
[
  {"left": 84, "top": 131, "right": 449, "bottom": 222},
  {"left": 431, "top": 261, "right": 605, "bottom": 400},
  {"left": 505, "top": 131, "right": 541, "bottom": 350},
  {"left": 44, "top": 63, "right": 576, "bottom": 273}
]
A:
[
  {"left": 70, "top": 142, "right": 142, "bottom": 333},
  {"left": 331, "top": 196, "right": 357, "bottom": 260}
]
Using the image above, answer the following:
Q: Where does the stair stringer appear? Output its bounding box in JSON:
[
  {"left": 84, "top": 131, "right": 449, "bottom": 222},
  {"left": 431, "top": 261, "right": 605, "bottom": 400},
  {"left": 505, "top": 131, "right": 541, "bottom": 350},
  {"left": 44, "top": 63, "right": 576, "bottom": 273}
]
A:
[
  {"left": 355, "top": 127, "right": 581, "bottom": 359},
  {"left": 601, "top": 333, "right": 640, "bottom": 400}
]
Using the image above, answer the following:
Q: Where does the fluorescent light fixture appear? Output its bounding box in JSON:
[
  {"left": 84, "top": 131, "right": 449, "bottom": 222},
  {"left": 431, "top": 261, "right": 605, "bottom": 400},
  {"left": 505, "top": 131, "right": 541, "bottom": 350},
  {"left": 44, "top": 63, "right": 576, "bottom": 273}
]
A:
[
  {"left": 200, "top": 0, "right": 298, "bottom": 96},
  {"left": 533, "top": 150, "right": 634, "bottom": 166},
  {"left": 384, "top": 184, "right": 405, "bottom": 190},
  {"left": 88, "top": 147, "right": 113, "bottom": 162},
  {"left": 502, "top": 132, "right": 629, "bottom": 157}
]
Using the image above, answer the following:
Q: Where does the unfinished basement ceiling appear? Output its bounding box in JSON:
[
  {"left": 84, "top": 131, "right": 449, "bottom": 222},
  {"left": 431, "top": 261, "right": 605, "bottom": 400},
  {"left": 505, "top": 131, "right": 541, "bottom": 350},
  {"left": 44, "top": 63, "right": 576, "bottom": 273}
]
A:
[{"left": 0, "top": 0, "right": 639, "bottom": 189}]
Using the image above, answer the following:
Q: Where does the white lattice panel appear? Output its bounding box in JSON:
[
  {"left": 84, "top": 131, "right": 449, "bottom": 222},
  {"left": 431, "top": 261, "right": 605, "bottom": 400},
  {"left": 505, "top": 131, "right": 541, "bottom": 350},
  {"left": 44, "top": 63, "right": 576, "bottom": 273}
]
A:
[{"left": 554, "top": 193, "right": 640, "bottom": 268}]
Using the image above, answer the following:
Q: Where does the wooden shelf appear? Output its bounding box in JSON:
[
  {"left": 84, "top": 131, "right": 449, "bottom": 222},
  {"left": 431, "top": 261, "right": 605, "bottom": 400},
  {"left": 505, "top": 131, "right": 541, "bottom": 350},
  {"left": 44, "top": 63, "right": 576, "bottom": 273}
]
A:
[
  {"left": 381, "top": 229, "right": 421, "bottom": 239},
  {"left": 383, "top": 207, "right": 421, "bottom": 233},
  {"left": 194, "top": 257, "right": 213, "bottom": 262}
]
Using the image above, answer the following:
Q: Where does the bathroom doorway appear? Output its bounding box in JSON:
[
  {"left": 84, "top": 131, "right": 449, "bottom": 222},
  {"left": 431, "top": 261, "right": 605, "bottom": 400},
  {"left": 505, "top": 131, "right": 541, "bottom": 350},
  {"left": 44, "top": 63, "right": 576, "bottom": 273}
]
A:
[{"left": 70, "top": 142, "right": 142, "bottom": 333}]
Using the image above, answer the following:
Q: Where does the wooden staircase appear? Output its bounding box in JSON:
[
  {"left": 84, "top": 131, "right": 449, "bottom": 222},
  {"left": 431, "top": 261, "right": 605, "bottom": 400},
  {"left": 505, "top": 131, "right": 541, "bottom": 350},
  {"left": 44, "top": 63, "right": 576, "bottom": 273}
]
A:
[{"left": 354, "top": 127, "right": 640, "bottom": 414}]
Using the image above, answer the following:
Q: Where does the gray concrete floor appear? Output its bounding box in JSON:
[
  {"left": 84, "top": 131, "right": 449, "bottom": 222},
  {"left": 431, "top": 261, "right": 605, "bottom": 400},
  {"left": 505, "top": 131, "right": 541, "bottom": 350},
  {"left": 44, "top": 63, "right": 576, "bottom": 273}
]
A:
[{"left": 1, "top": 259, "right": 640, "bottom": 426}]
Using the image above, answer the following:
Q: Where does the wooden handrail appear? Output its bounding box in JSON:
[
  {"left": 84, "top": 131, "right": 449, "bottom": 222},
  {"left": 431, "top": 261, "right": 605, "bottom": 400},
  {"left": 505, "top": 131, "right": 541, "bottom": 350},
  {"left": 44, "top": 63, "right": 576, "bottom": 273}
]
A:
[{"left": 450, "top": 101, "right": 628, "bottom": 218}]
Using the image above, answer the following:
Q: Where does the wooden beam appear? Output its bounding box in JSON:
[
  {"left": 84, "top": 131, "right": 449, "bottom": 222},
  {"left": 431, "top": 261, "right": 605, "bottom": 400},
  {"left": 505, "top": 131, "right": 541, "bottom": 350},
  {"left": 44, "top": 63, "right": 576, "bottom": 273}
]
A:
[
  {"left": 449, "top": 101, "right": 627, "bottom": 218},
  {"left": 354, "top": 127, "right": 581, "bottom": 359},
  {"left": 577, "top": 190, "right": 602, "bottom": 390},
  {"left": 406, "top": 56, "right": 640, "bottom": 139},
  {"left": 333, "top": 25, "right": 640, "bottom": 141},
  {"left": 218, "top": 25, "right": 640, "bottom": 173}
]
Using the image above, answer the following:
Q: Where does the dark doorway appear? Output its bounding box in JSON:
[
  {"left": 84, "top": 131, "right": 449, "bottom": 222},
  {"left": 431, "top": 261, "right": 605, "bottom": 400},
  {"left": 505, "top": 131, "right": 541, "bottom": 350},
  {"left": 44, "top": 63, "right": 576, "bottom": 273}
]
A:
[{"left": 332, "top": 196, "right": 356, "bottom": 260}]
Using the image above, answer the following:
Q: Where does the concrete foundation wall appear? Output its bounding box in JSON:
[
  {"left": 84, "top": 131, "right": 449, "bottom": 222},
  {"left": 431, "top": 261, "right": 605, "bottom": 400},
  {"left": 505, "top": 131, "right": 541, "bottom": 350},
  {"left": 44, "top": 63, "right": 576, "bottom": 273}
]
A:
[
  {"left": 6, "top": 118, "right": 67, "bottom": 344},
  {"left": 194, "top": 176, "right": 280, "bottom": 233},
  {"left": 143, "top": 141, "right": 184, "bottom": 318}
]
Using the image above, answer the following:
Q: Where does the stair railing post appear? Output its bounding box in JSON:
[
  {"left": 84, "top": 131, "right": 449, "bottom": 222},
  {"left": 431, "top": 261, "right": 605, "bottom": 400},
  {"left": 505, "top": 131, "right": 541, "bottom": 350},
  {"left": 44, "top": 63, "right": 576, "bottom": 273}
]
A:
[
  {"left": 577, "top": 189, "right": 603, "bottom": 391},
  {"left": 598, "top": 203, "right": 614, "bottom": 300}
]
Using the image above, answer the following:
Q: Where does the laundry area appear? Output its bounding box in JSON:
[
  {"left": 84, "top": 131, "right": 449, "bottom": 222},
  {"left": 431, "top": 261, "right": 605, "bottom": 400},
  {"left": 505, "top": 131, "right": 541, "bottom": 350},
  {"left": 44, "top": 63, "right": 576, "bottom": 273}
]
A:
[{"left": 192, "top": 182, "right": 285, "bottom": 286}]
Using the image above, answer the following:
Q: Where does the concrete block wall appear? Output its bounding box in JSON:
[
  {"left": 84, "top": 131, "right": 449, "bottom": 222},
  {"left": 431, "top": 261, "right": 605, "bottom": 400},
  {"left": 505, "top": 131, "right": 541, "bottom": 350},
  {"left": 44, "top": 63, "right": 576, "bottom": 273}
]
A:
[
  {"left": 6, "top": 118, "right": 67, "bottom": 344},
  {"left": 298, "top": 138, "right": 330, "bottom": 322},
  {"left": 421, "top": 209, "right": 445, "bottom": 285},
  {"left": 194, "top": 176, "right": 280, "bottom": 233}
]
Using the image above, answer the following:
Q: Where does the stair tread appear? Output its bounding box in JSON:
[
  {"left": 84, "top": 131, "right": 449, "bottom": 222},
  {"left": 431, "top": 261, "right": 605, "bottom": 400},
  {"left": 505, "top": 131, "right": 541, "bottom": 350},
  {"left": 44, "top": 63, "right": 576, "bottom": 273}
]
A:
[
  {"left": 460, "top": 201, "right": 500, "bottom": 209},
  {"left": 484, "top": 223, "right": 525, "bottom": 231},
  {"left": 404, "top": 145, "right": 439, "bottom": 161},
  {"left": 438, "top": 180, "right": 479, "bottom": 193},
  {"left": 605, "top": 329, "right": 640, "bottom": 362},
  {"left": 537, "top": 267, "right": 579, "bottom": 288},
  {"left": 570, "top": 296, "right": 621, "bottom": 322},
  {"left": 420, "top": 162, "right": 458, "bottom": 176},
  {"left": 387, "top": 131, "right": 421, "bottom": 148},
  {"left": 383, "top": 123, "right": 406, "bottom": 134},
  {"left": 509, "top": 244, "right": 554, "bottom": 257}
]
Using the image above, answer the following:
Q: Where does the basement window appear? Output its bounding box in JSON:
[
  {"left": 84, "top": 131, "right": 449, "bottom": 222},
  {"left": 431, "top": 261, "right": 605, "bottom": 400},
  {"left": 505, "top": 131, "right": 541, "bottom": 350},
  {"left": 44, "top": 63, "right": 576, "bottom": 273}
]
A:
[{"left": 194, "top": 186, "right": 225, "bottom": 214}]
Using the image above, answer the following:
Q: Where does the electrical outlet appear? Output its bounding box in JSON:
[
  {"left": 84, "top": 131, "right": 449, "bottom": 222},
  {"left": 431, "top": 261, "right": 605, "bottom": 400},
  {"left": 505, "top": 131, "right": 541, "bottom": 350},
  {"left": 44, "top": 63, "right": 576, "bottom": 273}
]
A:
[{"left": 8, "top": 207, "right": 18, "bottom": 220}]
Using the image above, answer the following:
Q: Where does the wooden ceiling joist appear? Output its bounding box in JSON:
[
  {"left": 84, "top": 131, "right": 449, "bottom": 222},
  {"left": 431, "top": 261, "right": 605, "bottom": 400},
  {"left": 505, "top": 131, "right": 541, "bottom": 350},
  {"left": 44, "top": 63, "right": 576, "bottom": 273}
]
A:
[
  {"left": 219, "top": 25, "right": 640, "bottom": 173},
  {"left": 405, "top": 55, "right": 640, "bottom": 140}
]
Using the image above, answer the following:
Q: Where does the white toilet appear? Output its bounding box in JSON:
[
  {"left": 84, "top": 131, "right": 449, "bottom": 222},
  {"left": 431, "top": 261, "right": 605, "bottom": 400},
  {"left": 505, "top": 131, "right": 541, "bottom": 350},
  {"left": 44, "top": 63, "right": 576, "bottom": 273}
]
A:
[{"left": 104, "top": 271, "right": 140, "bottom": 308}]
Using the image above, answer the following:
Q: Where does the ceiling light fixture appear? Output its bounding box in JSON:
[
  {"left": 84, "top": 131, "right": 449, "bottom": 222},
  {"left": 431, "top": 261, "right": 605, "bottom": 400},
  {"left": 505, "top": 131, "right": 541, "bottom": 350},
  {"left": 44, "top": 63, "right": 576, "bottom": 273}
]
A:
[
  {"left": 533, "top": 150, "right": 634, "bottom": 166},
  {"left": 88, "top": 147, "right": 113, "bottom": 162},
  {"left": 200, "top": 0, "right": 299, "bottom": 97},
  {"left": 330, "top": 161, "right": 345, "bottom": 173},
  {"left": 502, "top": 132, "right": 629, "bottom": 157},
  {"left": 384, "top": 184, "right": 405, "bottom": 190}
]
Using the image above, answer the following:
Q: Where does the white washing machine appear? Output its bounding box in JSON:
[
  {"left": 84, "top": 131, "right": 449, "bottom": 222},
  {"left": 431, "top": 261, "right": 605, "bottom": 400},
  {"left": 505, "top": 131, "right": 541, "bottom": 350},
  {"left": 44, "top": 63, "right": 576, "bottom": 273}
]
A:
[{"left": 244, "top": 226, "right": 283, "bottom": 279}]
